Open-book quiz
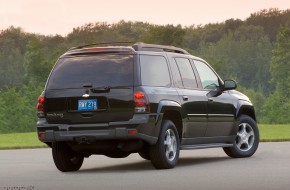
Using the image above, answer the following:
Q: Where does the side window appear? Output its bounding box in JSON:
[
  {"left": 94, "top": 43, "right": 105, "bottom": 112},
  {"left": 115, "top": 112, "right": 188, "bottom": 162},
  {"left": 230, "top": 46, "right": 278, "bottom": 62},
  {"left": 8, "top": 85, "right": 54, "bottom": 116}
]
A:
[
  {"left": 170, "top": 59, "right": 183, "bottom": 88},
  {"left": 193, "top": 60, "right": 219, "bottom": 90},
  {"left": 175, "top": 58, "right": 198, "bottom": 89},
  {"left": 140, "top": 55, "right": 171, "bottom": 87}
]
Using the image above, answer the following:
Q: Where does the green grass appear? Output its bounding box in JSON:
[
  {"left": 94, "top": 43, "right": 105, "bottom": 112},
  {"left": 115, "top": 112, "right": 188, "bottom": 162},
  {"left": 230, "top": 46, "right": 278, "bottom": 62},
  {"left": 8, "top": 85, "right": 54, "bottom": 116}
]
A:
[
  {"left": 0, "top": 124, "right": 289, "bottom": 149},
  {"left": 0, "top": 132, "right": 47, "bottom": 149},
  {"left": 259, "top": 124, "right": 290, "bottom": 142}
]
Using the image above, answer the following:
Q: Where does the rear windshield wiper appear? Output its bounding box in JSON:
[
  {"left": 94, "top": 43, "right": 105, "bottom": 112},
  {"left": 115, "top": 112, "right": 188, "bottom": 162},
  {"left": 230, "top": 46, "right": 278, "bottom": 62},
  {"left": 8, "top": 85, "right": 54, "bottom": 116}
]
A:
[
  {"left": 90, "top": 86, "right": 131, "bottom": 93},
  {"left": 90, "top": 86, "right": 110, "bottom": 93},
  {"left": 83, "top": 83, "right": 93, "bottom": 88},
  {"left": 107, "top": 86, "right": 131, "bottom": 89}
]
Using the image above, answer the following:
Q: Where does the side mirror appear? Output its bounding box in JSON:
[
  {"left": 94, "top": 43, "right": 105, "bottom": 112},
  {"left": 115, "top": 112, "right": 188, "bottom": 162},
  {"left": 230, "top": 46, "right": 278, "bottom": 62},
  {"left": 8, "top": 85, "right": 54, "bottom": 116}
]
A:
[{"left": 223, "top": 80, "right": 237, "bottom": 91}]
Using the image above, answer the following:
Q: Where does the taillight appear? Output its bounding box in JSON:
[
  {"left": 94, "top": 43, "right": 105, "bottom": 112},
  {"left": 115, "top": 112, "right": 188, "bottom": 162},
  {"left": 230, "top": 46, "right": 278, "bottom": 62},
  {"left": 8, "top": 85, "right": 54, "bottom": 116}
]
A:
[
  {"left": 38, "top": 133, "right": 46, "bottom": 139},
  {"left": 37, "top": 95, "right": 45, "bottom": 117},
  {"left": 37, "top": 96, "right": 45, "bottom": 111},
  {"left": 134, "top": 91, "right": 150, "bottom": 113}
]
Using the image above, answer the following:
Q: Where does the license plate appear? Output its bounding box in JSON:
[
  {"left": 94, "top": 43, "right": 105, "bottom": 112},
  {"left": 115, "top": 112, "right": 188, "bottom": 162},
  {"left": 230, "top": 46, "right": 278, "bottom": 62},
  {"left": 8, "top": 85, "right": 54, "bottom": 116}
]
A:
[{"left": 78, "top": 99, "right": 98, "bottom": 111}]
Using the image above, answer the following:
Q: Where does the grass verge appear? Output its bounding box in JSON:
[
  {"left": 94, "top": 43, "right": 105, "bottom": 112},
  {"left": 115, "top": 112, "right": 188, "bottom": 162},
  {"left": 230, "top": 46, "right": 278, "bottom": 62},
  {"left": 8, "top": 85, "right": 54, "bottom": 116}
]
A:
[
  {"left": 0, "top": 124, "right": 289, "bottom": 149},
  {"left": 259, "top": 124, "right": 290, "bottom": 142},
  {"left": 0, "top": 132, "right": 47, "bottom": 149}
]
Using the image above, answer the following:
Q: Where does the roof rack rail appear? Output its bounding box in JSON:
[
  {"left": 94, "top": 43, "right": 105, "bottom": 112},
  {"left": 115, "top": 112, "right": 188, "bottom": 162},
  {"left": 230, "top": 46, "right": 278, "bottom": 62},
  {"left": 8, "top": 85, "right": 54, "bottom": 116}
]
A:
[
  {"left": 132, "top": 42, "right": 189, "bottom": 55},
  {"left": 69, "top": 42, "right": 135, "bottom": 50},
  {"left": 68, "top": 42, "right": 189, "bottom": 55}
]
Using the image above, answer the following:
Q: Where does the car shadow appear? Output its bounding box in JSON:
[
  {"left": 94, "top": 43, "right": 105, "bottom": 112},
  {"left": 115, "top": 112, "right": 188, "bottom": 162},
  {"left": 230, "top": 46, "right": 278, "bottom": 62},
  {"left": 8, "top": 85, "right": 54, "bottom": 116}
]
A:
[
  {"left": 77, "top": 156, "right": 230, "bottom": 173},
  {"left": 177, "top": 156, "right": 230, "bottom": 167}
]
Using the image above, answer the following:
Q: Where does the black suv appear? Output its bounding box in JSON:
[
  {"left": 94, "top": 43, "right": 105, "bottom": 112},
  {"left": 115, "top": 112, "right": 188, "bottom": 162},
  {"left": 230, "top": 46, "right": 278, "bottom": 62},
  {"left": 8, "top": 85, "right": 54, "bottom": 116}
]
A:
[{"left": 37, "top": 42, "right": 259, "bottom": 172}]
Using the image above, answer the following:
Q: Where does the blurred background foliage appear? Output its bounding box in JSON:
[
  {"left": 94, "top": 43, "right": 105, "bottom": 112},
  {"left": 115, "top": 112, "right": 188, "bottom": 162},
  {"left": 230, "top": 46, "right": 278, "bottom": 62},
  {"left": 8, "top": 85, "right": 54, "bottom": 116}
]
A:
[{"left": 0, "top": 8, "right": 289, "bottom": 133}]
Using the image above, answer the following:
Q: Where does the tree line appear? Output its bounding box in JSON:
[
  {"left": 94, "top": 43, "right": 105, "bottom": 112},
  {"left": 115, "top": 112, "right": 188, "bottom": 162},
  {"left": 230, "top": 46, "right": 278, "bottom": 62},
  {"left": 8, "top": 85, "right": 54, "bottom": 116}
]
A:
[{"left": 0, "top": 8, "right": 289, "bottom": 133}]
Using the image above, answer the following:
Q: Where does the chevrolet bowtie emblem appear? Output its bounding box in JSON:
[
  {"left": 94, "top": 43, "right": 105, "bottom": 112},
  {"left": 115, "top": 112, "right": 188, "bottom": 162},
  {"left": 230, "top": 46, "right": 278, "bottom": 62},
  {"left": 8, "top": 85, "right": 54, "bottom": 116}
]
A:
[{"left": 82, "top": 94, "right": 90, "bottom": 98}]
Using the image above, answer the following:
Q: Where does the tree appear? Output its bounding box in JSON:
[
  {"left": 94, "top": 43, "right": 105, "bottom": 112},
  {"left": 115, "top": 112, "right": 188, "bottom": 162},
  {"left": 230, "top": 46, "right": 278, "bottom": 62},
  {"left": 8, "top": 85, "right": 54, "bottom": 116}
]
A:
[
  {"left": 261, "top": 26, "right": 290, "bottom": 124},
  {"left": 0, "top": 83, "right": 43, "bottom": 133},
  {"left": 24, "top": 35, "right": 66, "bottom": 84},
  {"left": 0, "top": 27, "right": 27, "bottom": 89},
  {"left": 194, "top": 25, "right": 273, "bottom": 94},
  {"left": 246, "top": 8, "right": 290, "bottom": 42},
  {"left": 261, "top": 91, "right": 290, "bottom": 124},
  {"left": 141, "top": 24, "right": 185, "bottom": 46},
  {"left": 270, "top": 26, "right": 290, "bottom": 97}
]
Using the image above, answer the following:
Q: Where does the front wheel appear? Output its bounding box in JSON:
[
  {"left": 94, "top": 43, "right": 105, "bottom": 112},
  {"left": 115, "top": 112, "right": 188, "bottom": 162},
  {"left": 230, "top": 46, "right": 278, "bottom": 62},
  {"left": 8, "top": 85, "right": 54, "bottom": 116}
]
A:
[
  {"left": 52, "top": 142, "right": 84, "bottom": 172},
  {"left": 149, "top": 120, "right": 180, "bottom": 169},
  {"left": 223, "top": 115, "right": 259, "bottom": 158}
]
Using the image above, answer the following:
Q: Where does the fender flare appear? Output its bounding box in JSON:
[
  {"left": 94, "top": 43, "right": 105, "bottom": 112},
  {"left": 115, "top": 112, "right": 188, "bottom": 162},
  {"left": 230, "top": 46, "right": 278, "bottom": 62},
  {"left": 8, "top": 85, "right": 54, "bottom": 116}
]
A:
[
  {"left": 236, "top": 100, "right": 256, "bottom": 121},
  {"left": 155, "top": 100, "right": 183, "bottom": 122}
]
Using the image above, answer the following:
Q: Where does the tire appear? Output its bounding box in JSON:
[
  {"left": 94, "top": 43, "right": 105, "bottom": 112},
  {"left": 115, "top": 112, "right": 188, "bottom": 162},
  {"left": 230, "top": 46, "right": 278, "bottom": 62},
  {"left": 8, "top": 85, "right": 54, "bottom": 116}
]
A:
[
  {"left": 149, "top": 120, "right": 180, "bottom": 169},
  {"left": 52, "top": 142, "right": 84, "bottom": 172},
  {"left": 138, "top": 147, "right": 150, "bottom": 160},
  {"left": 223, "top": 115, "right": 259, "bottom": 158}
]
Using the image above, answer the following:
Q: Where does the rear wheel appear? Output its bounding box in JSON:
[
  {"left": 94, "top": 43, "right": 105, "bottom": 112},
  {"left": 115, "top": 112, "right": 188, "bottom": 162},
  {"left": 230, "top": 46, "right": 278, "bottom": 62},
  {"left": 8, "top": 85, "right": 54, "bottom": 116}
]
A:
[
  {"left": 52, "top": 142, "right": 84, "bottom": 172},
  {"left": 223, "top": 115, "right": 259, "bottom": 158},
  {"left": 149, "top": 120, "right": 180, "bottom": 169}
]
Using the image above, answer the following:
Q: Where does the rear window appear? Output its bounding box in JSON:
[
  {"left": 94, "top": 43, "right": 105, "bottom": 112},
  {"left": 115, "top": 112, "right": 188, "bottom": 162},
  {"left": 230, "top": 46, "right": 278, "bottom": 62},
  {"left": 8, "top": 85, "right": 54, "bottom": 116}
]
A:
[{"left": 47, "top": 54, "right": 133, "bottom": 89}]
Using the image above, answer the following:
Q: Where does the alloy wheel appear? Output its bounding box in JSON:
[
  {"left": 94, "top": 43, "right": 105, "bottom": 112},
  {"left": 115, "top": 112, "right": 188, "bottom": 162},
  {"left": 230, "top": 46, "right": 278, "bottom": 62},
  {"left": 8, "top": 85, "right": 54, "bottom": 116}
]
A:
[
  {"left": 164, "top": 129, "right": 177, "bottom": 161},
  {"left": 235, "top": 123, "right": 255, "bottom": 152}
]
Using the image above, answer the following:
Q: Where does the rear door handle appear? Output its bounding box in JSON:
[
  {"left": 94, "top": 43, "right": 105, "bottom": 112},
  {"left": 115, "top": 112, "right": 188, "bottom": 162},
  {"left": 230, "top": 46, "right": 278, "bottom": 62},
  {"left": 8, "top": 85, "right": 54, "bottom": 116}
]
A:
[
  {"left": 208, "top": 98, "right": 214, "bottom": 102},
  {"left": 182, "top": 96, "right": 188, "bottom": 101}
]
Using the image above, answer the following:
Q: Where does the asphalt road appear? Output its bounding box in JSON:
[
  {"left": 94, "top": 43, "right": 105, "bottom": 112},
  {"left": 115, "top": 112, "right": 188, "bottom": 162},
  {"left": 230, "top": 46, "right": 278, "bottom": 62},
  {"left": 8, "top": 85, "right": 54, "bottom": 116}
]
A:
[{"left": 0, "top": 142, "right": 289, "bottom": 190}]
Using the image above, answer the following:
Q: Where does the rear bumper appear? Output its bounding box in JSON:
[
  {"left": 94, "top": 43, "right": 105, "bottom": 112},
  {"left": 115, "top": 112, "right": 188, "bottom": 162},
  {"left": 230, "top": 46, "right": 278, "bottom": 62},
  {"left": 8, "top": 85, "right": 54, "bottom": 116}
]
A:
[{"left": 37, "top": 114, "right": 161, "bottom": 145}]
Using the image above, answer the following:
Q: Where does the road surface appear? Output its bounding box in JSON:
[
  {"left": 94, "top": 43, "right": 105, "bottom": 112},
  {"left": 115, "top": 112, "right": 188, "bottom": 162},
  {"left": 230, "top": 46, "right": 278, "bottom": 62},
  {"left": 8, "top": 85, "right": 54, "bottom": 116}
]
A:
[{"left": 0, "top": 142, "right": 289, "bottom": 190}]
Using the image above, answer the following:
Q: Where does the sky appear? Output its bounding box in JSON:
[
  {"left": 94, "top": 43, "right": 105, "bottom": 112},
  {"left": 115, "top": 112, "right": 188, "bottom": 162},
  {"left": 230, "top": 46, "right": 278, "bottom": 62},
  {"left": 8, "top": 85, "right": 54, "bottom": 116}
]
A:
[{"left": 0, "top": 0, "right": 290, "bottom": 36}]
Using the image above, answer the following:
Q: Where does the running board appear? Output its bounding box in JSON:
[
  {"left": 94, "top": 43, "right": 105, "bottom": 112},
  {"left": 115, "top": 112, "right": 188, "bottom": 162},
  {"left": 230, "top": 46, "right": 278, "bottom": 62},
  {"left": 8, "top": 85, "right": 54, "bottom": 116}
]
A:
[{"left": 180, "top": 143, "right": 233, "bottom": 150}]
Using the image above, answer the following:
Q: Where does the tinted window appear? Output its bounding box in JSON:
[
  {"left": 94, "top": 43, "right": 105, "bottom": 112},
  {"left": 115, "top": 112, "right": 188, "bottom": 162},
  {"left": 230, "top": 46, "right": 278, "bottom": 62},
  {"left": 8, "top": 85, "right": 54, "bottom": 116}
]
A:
[
  {"left": 193, "top": 60, "right": 219, "bottom": 90},
  {"left": 47, "top": 54, "right": 133, "bottom": 89},
  {"left": 175, "top": 58, "right": 198, "bottom": 89},
  {"left": 140, "top": 55, "right": 170, "bottom": 87},
  {"left": 170, "top": 60, "right": 183, "bottom": 88}
]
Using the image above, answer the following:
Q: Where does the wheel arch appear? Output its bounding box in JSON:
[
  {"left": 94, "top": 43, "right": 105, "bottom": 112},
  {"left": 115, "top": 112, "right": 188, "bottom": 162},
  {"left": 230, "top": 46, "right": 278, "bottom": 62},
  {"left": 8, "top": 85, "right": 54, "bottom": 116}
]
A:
[
  {"left": 237, "top": 101, "right": 256, "bottom": 121},
  {"left": 156, "top": 100, "right": 183, "bottom": 140}
]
